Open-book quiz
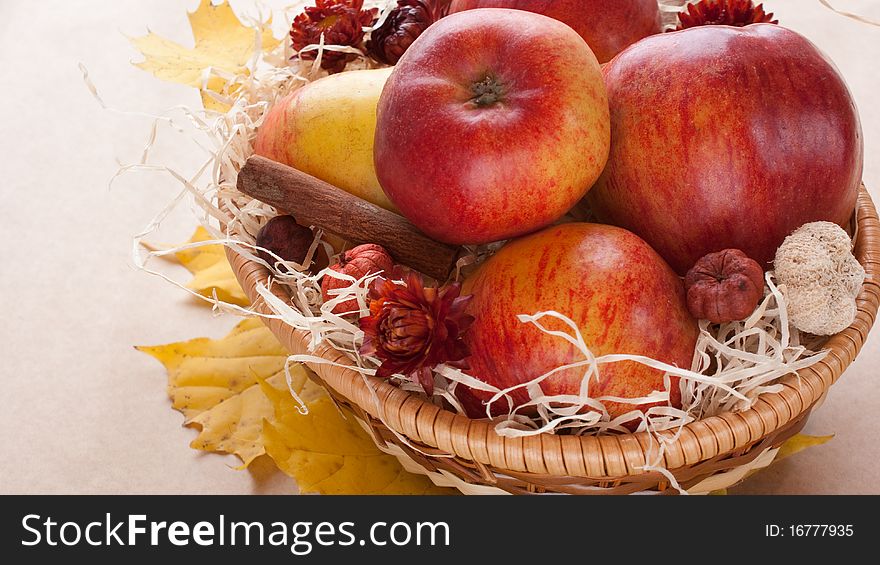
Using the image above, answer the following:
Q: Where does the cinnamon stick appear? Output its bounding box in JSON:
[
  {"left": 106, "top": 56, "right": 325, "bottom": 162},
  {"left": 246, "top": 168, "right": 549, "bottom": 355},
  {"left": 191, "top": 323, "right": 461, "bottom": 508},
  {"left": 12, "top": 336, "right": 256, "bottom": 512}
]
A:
[{"left": 237, "top": 156, "right": 460, "bottom": 281}]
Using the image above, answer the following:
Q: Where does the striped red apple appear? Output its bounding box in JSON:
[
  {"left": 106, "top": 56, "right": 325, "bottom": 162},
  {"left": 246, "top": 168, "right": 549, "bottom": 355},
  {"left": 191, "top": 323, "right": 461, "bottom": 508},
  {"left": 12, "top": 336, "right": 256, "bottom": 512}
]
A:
[
  {"left": 448, "top": 0, "right": 662, "bottom": 63},
  {"left": 456, "top": 223, "right": 698, "bottom": 424},
  {"left": 588, "top": 24, "right": 863, "bottom": 274},
  {"left": 374, "top": 9, "right": 610, "bottom": 245}
]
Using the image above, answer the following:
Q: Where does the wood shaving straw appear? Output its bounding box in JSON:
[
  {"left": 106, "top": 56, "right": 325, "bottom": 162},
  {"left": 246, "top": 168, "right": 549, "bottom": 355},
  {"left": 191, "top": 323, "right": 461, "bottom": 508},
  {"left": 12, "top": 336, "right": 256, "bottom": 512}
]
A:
[
  {"left": 658, "top": 0, "right": 688, "bottom": 29},
  {"left": 819, "top": 0, "right": 880, "bottom": 27}
]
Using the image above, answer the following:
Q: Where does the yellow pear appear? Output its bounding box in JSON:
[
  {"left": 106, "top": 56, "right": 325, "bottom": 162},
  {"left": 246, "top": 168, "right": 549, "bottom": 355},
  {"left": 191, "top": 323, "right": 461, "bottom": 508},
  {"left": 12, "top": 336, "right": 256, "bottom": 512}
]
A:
[{"left": 254, "top": 67, "right": 396, "bottom": 212}]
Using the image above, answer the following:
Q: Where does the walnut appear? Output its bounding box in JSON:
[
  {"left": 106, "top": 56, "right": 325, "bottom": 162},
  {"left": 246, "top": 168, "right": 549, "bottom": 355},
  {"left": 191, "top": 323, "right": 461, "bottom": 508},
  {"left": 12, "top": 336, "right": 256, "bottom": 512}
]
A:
[
  {"left": 774, "top": 221, "right": 865, "bottom": 336},
  {"left": 685, "top": 249, "right": 765, "bottom": 323}
]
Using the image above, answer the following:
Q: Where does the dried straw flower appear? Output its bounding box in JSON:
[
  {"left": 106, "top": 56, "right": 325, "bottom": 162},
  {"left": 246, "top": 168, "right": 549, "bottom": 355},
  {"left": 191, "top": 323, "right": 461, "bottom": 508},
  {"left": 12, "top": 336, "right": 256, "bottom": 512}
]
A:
[
  {"left": 290, "top": 0, "right": 378, "bottom": 73},
  {"left": 359, "top": 271, "right": 473, "bottom": 394},
  {"left": 366, "top": 0, "right": 450, "bottom": 65},
  {"left": 676, "top": 0, "right": 777, "bottom": 30}
]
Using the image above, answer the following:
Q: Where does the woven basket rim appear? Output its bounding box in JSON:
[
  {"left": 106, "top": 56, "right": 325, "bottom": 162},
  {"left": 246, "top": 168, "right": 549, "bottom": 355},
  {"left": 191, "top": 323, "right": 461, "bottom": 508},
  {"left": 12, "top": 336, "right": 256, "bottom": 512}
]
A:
[{"left": 227, "top": 184, "right": 879, "bottom": 485}]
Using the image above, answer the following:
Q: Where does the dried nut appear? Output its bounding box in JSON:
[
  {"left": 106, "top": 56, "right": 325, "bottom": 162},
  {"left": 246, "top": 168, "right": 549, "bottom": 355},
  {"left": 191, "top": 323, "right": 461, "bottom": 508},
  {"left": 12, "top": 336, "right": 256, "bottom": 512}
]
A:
[
  {"left": 684, "top": 248, "right": 764, "bottom": 323},
  {"left": 256, "top": 215, "right": 328, "bottom": 273}
]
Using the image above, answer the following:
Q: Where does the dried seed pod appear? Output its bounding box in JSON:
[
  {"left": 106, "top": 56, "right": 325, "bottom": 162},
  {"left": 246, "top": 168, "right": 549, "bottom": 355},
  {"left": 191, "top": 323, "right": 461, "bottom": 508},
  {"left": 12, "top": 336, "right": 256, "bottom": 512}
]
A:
[
  {"left": 685, "top": 248, "right": 764, "bottom": 323},
  {"left": 366, "top": 0, "right": 446, "bottom": 65},
  {"left": 321, "top": 244, "right": 394, "bottom": 315}
]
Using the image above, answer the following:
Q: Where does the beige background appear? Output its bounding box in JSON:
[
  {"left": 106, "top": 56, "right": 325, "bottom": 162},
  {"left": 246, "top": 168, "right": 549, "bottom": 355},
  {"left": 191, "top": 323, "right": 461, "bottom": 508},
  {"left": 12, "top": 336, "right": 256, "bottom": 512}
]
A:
[{"left": 1, "top": 0, "right": 878, "bottom": 494}]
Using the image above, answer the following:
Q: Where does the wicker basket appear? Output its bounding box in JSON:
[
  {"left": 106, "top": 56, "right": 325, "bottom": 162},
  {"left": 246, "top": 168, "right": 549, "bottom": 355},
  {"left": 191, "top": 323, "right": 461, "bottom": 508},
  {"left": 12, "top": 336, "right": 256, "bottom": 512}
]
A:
[{"left": 227, "top": 185, "right": 879, "bottom": 494}]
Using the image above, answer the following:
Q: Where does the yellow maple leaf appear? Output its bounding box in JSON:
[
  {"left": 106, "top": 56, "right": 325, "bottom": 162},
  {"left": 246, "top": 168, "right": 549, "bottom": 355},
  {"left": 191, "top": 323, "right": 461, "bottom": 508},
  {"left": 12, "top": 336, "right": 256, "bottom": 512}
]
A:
[
  {"left": 261, "top": 382, "right": 453, "bottom": 495},
  {"left": 129, "top": 0, "right": 281, "bottom": 111},
  {"left": 143, "top": 226, "right": 249, "bottom": 307},
  {"left": 775, "top": 433, "right": 834, "bottom": 462},
  {"left": 137, "top": 318, "right": 287, "bottom": 421},
  {"left": 138, "top": 318, "right": 323, "bottom": 466},
  {"left": 720, "top": 433, "right": 835, "bottom": 494},
  {"left": 138, "top": 316, "right": 452, "bottom": 493}
]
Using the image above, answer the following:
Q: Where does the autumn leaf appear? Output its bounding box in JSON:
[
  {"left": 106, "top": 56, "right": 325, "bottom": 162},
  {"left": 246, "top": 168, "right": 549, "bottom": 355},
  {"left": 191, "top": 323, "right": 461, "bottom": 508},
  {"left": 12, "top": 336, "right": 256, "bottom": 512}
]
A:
[
  {"left": 261, "top": 381, "right": 452, "bottom": 495},
  {"left": 775, "top": 433, "right": 835, "bottom": 462},
  {"left": 137, "top": 318, "right": 310, "bottom": 467},
  {"left": 143, "top": 226, "right": 249, "bottom": 307},
  {"left": 712, "top": 433, "right": 836, "bottom": 494},
  {"left": 139, "top": 317, "right": 452, "bottom": 493},
  {"left": 129, "top": 0, "right": 281, "bottom": 111}
]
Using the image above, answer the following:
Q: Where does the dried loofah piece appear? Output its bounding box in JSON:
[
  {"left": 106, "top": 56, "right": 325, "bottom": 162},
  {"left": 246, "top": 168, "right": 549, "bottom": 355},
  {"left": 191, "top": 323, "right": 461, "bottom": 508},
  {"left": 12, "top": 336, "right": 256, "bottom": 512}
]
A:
[{"left": 774, "top": 221, "right": 865, "bottom": 335}]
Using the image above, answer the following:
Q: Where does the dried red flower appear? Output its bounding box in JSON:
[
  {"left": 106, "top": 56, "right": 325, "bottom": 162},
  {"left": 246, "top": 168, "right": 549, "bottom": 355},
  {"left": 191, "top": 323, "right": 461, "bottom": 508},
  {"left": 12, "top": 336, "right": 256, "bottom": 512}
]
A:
[
  {"left": 290, "top": 0, "right": 377, "bottom": 73},
  {"left": 676, "top": 0, "right": 777, "bottom": 30},
  {"left": 359, "top": 272, "right": 473, "bottom": 395},
  {"left": 366, "top": 0, "right": 450, "bottom": 65}
]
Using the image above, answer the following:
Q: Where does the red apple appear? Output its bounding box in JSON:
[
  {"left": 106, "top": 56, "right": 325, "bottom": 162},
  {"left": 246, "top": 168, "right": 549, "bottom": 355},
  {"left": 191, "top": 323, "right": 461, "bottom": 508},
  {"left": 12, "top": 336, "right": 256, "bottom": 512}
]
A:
[
  {"left": 457, "top": 223, "right": 698, "bottom": 423},
  {"left": 374, "top": 9, "right": 610, "bottom": 245},
  {"left": 448, "top": 0, "right": 661, "bottom": 63},
  {"left": 587, "top": 24, "right": 863, "bottom": 274}
]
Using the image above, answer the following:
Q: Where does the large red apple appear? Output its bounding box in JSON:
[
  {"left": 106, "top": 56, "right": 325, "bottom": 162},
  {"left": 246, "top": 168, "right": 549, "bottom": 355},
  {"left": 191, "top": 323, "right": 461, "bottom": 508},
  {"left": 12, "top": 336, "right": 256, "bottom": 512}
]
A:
[
  {"left": 456, "top": 223, "right": 698, "bottom": 423},
  {"left": 448, "top": 0, "right": 661, "bottom": 63},
  {"left": 587, "top": 24, "right": 863, "bottom": 274},
  {"left": 374, "top": 9, "right": 610, "bottom": 245}
]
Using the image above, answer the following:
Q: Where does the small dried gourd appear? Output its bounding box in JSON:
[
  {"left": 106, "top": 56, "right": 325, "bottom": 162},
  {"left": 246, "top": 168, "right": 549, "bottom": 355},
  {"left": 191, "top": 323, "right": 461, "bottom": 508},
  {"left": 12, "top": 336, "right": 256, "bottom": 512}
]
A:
[{"left": 685, "top": 248, "right": 765, "bottom": 323}]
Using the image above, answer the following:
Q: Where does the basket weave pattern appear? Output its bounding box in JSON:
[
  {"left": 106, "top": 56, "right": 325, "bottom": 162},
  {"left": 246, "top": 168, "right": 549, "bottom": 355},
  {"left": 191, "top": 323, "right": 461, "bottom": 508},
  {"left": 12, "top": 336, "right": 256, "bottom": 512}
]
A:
[{"left": 227, "top": 186, "right": 879, "bottom": 494}]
